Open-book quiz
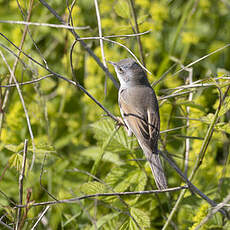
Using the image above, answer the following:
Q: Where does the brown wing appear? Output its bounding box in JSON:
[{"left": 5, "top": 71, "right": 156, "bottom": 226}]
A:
[{"left": 119, "top": 86, "right": 160, "bottom": 150}]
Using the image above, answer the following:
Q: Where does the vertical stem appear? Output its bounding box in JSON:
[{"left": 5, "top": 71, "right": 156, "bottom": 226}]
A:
[
  {"left": 94, "top": 0, "right": 108, "bottom": 95},
  {"left": 129, "top": 0, "right": 145, "bottom": 66},
  {"left": 184, "top": 68, "right": 193, "bottom": 176},
  {"left": 16, "top": 139, "right": 28, "bottom": 230}
]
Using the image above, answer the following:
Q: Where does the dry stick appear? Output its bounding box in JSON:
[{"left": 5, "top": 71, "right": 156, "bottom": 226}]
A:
[
  {"left": 0, "top": 33, "right": 119, "bottom": 124},
  {"left": 15, "top": 186, "right": 187, "bottom": 208},
  {"left": 0, "top": 75, "right": 53, "bottom": 88},
  {"left": 0, "top": 50, "right": 35, "bottom": 170},
  {"left": 40, "top": 154, "right": 59, "bottom": 202},
  {"left": 159, "top": 151, "right": 222, "bottom": 209},
  {"left": 185, "top": 67, "right": 193, "bottom": 176},
  {"left": 0, "top": 20, "right": 89, "bottom": 29},
  {"left": 16, "top": 139, "right": 28, "bottom": 230},
  {"left": 31, "top": 206, "right": 50, "bottom": 230},
  {"left": 129, "top": 0, "right": 145, "bottom": 66},
  {"left": 165, "top": 76, "right": 230, "bottom": 91},
  {"left": 77, "top": 30, "right": 151, "bottom": 39},
  {"left": 162, "top": 86, "right": 229, "bottom": 230},
  {"left": 39, "top": 0, "right": 119, "bottom": 89},
  {"left": 0, "top": 0, "right": 34, "bottom": 136},
  {"left": 94, "top": 0, "right": 108, "bottom": 95},
  {"left": 154, "top": 44, "right": 230, "bottom": 87},
  {"left": 194, "top": 192, "right": 230, "bottom": 230},
  {"left": 2, "top": 0, "right": 36, "bottom": 170},
  {"left": 0, "top": 43, "right": 29, "bottom": 71},
  {"left": 72, "top": 167, "right": 142, "bottom": 230},
  {"left": 0, "top": 220, "right": 13, "bottom": 230}
]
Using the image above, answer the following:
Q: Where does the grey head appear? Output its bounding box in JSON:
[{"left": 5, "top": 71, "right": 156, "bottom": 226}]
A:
[{"left": 108, "top": 58, "right": 150, "bottom": 88}]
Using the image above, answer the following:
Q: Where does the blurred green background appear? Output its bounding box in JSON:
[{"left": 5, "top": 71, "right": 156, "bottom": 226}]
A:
[{"left": 0, "top": 0, "right": 230, "bottom": 229}]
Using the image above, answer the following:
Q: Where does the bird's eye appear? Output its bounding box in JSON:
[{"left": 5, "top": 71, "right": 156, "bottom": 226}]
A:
[{"left": 118, "top": 67, "right": 124, "bottom": 73}]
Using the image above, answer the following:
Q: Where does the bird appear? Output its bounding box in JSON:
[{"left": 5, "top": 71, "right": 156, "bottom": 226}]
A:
[{"left": 108, "top": 58, "right": 167, "bottom": 190}]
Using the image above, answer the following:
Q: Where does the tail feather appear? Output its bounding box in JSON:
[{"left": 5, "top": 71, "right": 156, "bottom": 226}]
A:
[
  {"left": 148, "top": 153, "right": 167, "bottom": 190},
  {"left": 137, "top": 140, "right": 167, "bottom": 190}
]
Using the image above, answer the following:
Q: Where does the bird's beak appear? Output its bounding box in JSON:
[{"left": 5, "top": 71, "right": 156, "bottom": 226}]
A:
[{"left": 107, "top": 60, "right": 117, "bottom": 67}]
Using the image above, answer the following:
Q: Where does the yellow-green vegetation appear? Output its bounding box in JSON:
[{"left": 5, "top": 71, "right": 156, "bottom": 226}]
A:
[{"left": 0, "top": 0, "right": 230, "bottom": 229}]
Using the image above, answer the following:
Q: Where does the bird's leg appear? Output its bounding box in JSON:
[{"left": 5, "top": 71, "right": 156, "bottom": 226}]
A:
[
  {"left": 115, "top": 116, "right": 133, "bottom": 136},
  {"left": 115, "top": 116, "right": 125, "bottom": 127}
]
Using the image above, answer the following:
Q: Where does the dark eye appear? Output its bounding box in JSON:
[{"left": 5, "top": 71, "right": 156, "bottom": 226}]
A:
[{"left": 118, "top": 67, "right": 124, "bottom": 73}]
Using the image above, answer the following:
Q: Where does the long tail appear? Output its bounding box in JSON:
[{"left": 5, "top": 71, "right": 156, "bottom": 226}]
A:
[
  {"left": 148, "top": 153, "right": 167, "bottom": 190},
  {"left": 137, "top": 141, "right": 167, "bottom": 190}
]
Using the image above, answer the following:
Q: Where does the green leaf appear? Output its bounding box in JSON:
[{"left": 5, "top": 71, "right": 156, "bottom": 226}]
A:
[
  {"left": 178, "top": 101, "right": 206, "bottom": 112},
  {"left": 215, "top": 122, "right": 230, "bottom": 134},
  {"left": 91, "top": 119, "right": 138, "bottom": 154},
  {"left": 28, "top": 142, "right": 56, "bottom": 155},
  {"left": 80, "top": 146, "right": 123, "bottom": 165},
  {"left": 80, "top": 181, "right": 107, "bottom": 195},
  {"left": 8, "top": 153, "right": 28, "bottom": 174},
  {"left": 5, "top": 143, "right": 24, "bottom": 153},
  {"left": 114, "top": 0, "right": 130, "bottom": 19},
  {"left": 130, "top": 207, "right": 150, "bottom": 229},
  {"left": 105, "top": 165, "right": 135, "bottom": 188},
  {"left": 219, "top": 96, "right": 230, "bottom": 117},
  {"left": 104, "top": 166, "right": 147, "bottom": 205},
  {"left": 90, "top": 213, "right": 120, "bottom": 230},
  {"left": 201, "top": 113, "right": 215, "bottom": 124}
]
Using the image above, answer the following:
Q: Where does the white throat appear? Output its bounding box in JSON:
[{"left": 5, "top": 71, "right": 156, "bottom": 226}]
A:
[{"left": 115, "top": 70, "right": 129, "bottom": 90}]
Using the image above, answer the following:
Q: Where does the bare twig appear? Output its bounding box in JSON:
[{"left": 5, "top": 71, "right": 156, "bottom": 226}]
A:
[
  {"left": 39, "top": 155, "right": 59, "bottom": 201},
  {"left": 0, "top": 33, "right": 120, "bottom": 124},
  {"left": 0, "top": 20, "right": 89, "bottom": 29},
  {"left": 129, "top": 0, "right": 145, "bottom": 65},
  {"left": 0, "top": 75, "right": 53, "bottom": 88},
  {"left": 171, "top": 44, "right": 230, "bottom": 79},
  {"left": 16, "top": 139, "right": 28, "bottom": 230},
  {"left": 0, "top": 50, "right": 36, "bottom": 170},
  {"left": 185, "top": 68, "right": 193, "bottom": 176},
  {"left": 39, "top": 0, "right": 119, "bottom": 89},
  {"left": 0, "top": 220, "right": 13, "bottom": 230},
  {"left": 162, "top": 85, "right": 229, "bottom": 229},
  {"left": 194, "top": 192, "right": 230, "bottom": 230},
  {"left": 94, "top": 0, "right": 108, "bottom": 95},
  {"left": 154, "top": 44, "right": 230, "bottom": 87},
  {"left": 31, "top": 206, "right": 50, "bottom": 230},
  {"left": 76, "top": 30, "right": 151, "bottom": 39},
  {"left": 15, "top": 186, "right": 188, "bottom": 208}
]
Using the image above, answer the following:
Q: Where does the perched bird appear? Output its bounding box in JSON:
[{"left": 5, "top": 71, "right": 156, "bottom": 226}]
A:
[{"left": 109, "top": 58, "right": 167, "bottom": 190}]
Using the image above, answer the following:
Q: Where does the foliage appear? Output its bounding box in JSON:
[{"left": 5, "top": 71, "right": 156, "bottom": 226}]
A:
[{"left": 0, "top": 0, "right": 230, "bottom": 229}]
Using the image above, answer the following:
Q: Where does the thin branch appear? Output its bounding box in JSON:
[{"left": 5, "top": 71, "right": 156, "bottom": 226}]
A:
[
  {"left": 101, "top": 37, "right": 151, "bottom": 75},
  {"left": 0, "top": 220, "right": 13, "bottom": 230},
  {"left": 0, "top": 33, "right": 120, "bottom": 123},
  {"left": 76, "top": 30, "right": 151, "bottom": 40},
  {"left": 0, "top": 75, "right": 53, "bottom": 88},
  {"left": 159, "top": 90, "right": 196, "bottom": 101},
  {"left": 16, "top": 139, "right": 28, "bottom": 230},
  {"left": 162, "top": 85, "right": 229, "bottom": 229},
  {"left": 39, "top": 0, "right": 119, "bottom": 89},
  {"left": 0, "top": 50, "right": 36, "bottom": 171},
  {"left": 40, "top": 154, "right": 59, "bottom": 201},
  {"left": 94, "top": 0, "right": 108, "bottom": 95},
  {"left": 154, "top": 44, "right": 230, "bottom": 86},
  {"left": 15, "top": 186, "right": 188, "bottom": 208},
  {"left": 0, "top": 20, "right": 89, "bottom": 29},
  {"left": 71, "top": 167, "right": 141, "bottom": 229},
  {"left": 160, "top": 125, "right": 188, "bottom": 134},
  {"left": 185, "top": 68, "right": 193, "bottom": 176},
  {"left": 129, "top": 0, "right": 145, "bottom": 66},
  {"left": 194, "top": 192, "right": 230, "bottom": 230},
  {"left": 171, "top": 44, "right": 230, "bottom": 79},
  {"left": 31, "top": 206, "right": 50, "bottom": 230},
  {"left": 71, "top": 36, "right": 152, "bottom": 75}
]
